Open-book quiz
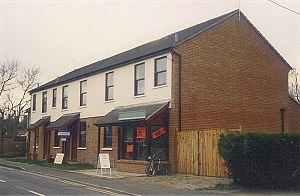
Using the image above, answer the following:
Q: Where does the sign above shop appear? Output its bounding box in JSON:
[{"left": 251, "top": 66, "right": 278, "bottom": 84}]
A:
[
  {"left": 152, "top": 127, "right": 166, "bottom": 139},
  {"left": 118, "top": 110, "right": 146, "bottom": 121},
  {"left": 58, "top": 130, "right": 70, "bottom": 137}
]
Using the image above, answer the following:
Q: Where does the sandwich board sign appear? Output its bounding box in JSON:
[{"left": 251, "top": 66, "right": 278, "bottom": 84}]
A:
[
  {"left": 96, "top": 153, "right": 111, "bottom": 174},
  {"left": 54, "top": 153, "right": 64, "bottom": 164}
]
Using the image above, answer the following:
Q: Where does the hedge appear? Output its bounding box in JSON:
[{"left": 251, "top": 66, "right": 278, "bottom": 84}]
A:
[{"left": 218, "top": 132, "right": 300, "bottom": 189}]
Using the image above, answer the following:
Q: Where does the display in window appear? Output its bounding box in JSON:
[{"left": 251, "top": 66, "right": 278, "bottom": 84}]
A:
[
  {"left": 136, "top": 127, "right": 146, "bottom": 139},
  {"left": 126, "top": 144, "right": 133, "bottom": 153},
  {"left": 151, "top": 127, "right": 166, "bottom": 139}
]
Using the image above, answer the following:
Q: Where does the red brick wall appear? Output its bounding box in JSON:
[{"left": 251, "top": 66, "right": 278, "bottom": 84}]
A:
[{"left": 171, "top": 13, "right": 291, "bottom": 133}]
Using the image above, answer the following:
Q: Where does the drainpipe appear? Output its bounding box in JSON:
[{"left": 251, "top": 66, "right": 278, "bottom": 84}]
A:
[
  {"left": 172, "top": 51, "right": 182, "bottom": 132},
  {"left": 280, "top": 107, "right": 288, "bottom": 133}
]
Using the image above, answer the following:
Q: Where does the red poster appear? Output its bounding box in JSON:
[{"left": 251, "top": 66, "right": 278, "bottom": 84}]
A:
[
  {"left": 151, "top": 127, "right": 166, "bottom": 139},
  {"left": 136, "top": 127, "right": 146, "bottom": 139},
  {"left": 127, "top": 144, "right": 133, "bottom": 153}
]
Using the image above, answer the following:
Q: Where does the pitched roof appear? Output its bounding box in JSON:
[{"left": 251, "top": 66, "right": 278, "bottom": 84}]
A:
[
  {"left": 95, "top": 102, "right": 169, "bottom": 125},
  {"left": 30, "top": 10, "right": 239, "bottom": 94},
  {"left": 46, "top": 113, "right": 79, "bottom": 129},
  {"left": 27, "top": 116, "right": 50, "bottom": 131}
]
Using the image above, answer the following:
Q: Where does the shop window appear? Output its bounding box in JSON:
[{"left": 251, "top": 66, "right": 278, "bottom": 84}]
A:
[
  {"left": 54, "top": 130, "right": 60, "bottom": 147},
  {"left": 79, "top": 122, "right": 86, "bottom": 147},
  {"left": 120, "top": 126, "right": 167, "bottom": 161},
  {"left": 103, "top": 126, "right": 112, "bottom": 148},
  {"left": 150, "top": 126, "right": 168, "bottom": 160}
]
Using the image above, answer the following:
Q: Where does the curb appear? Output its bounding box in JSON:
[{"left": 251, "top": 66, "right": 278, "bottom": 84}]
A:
[{"left": 0, "top": 163, "right": 26, "bottom": 171}]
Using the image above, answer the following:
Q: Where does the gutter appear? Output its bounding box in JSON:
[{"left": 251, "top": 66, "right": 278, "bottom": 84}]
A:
[{"left": 172, "top": 51, "right": 182, "bottom": 132}]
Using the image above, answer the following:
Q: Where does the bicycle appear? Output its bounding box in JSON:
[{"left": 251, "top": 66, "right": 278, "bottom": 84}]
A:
[{"left": 145, "top": 153, "right": 168, "bottom": 176}]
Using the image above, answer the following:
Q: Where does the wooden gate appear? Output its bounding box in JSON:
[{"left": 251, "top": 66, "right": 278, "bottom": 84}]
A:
[{"left": 177, "top": 129, "right": 228, "bottom": 177}]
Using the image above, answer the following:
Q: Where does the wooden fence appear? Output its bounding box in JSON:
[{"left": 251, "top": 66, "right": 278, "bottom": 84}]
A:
[{"left": 177, "top": 129, "right": 237, "bottom": 177}]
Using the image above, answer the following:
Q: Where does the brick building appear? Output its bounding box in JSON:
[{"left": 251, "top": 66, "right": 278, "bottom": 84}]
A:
[{"left": 27, "top": 10, "right": 300, "bottom": 174}]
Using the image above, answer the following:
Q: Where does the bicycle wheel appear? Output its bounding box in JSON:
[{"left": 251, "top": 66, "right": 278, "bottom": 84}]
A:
[{"left": 145, "top": 164, "right": 155, "bottom": 176}]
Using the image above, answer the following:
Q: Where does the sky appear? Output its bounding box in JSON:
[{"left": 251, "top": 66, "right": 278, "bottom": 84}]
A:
[{"left": 0, "top": 0, "right": 300, "bottom": 85}]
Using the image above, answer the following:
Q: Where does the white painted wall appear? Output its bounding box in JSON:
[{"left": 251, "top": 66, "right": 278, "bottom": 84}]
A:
[{"left": 30, "top": 53, "right": 172, "bottom": 124}]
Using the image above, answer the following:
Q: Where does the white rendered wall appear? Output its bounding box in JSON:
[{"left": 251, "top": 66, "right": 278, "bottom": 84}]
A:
[{"left": 30, "top": 53, "right": 172, "bottom": 124}]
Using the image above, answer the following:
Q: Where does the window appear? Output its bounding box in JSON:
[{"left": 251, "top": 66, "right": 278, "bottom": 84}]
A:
[
  {"left": 103, "top": 126, "right": 112, "bottom": 148},
  {"left": 54, "top": 130, "right": 60, "bottom": 147},
  {"left": 42, "top": 91, "right": 47, "bottom": 113},
  {"left": 35, "top": 130, "right": 39, "bottom": 147},
  {"left": 62, "top": 85, "right": 68, "bottom": 109},
  {"left": 80, "top": 80, "right": 87, "bottom": 106},
  {"left": 154, "top": 57, "right": 167, "bottom": 86},
  {"left": 105, "top": 72, "right": 114, "bottom": 101},
  {"left": 79, "top": 122, "right": 86, "bottom": 147},
  {"left": 134, "top": 63, "right": 145, "bottom": 96},
  {"left": 120, "top": 126, "right": 167, "bottom": 161},
  {"left": 52, "top": 88, "right": 57, "bottom": 108},
  {"left": 32, "top": 94, "right": 36, "bottom": 112}
]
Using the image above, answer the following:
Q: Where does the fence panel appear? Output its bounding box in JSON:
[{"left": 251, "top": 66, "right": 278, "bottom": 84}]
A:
[{"left": 177, "top": 129, "right": 229, "bottom": 177}]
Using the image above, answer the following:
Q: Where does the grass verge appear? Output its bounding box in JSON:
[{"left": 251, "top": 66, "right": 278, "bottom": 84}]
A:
[{"left": 5, "top": 157, "right": 94, "bottom": 170}]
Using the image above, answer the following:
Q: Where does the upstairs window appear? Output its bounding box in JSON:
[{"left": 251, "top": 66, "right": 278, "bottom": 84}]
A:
[
  {"left": 154, "top": 57, "right": 167, "bottom": 86},
  {"left": 62, "top": 85, "right": 68, "bottom": 109},
  {"left": 105, "top": 72, "right": 114, "bottom": 101},
  {"left": 134, "top": 63, "right": 145, "bottom": 96},
  {"left": 32, "top": 94, "right": 36, "bottom": 112},
  {"left": 42, "top": 91, "right": 47, "bottom": 113},
  {"left": 80, "top": 80, "right": 87, "bottom": 106},
  {"left": 52, "top": 88, "right": 57, "bottom": 108},
  {"left": 79, "top": 122, "right": 86, "bottom": 147},
  {"left": 103, "top": 126, "right": 112, "bottom": 148}
]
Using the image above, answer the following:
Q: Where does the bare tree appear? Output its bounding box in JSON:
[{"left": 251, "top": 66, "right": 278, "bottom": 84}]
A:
[
  {"left": 0, "top": 60, "right": 19, "bottom": 97},
  {"left": 0, "top": 60, "right": 39, "bottom": 154},
  {"left": 289, "top": 68, "right": 300, "bottom": 103}
]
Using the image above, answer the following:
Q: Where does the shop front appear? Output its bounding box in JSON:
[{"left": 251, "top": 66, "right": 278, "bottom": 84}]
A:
[
  {"left": 46, "top": 113, "right": 80, "bottom": 162},
  {"left": 95, "top": 102, "right": 169, "bottom": 173}
]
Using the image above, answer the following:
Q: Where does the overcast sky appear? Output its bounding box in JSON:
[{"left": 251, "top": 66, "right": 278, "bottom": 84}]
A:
[{"left": 1, "top": 0, "right": 299, "bottom": 85}]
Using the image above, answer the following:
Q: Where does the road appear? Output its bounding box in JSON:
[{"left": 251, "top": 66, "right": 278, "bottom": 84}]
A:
[
  {"left": 0, "top": 165, "right": 206, "bottom": 196},
  {"left": 0, "top": 166, "right": 121, "bottom": 195}
]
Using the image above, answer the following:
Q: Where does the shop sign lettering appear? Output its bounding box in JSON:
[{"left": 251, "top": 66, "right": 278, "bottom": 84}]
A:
[
  {"left": 151, "top": 127, "right": 166, "bottom": 139},
  {"left": 136, "top": 127, "right": 146, "bottom": 139}
]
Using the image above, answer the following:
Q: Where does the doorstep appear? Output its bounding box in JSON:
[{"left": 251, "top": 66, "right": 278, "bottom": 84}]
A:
[{"left": 73, "top": 168, "right": 146, "bottom": 179}]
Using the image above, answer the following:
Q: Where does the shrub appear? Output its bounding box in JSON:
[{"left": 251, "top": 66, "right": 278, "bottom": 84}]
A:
[{"left": 218, "top": 132, "right": 300, "bottom": 189}]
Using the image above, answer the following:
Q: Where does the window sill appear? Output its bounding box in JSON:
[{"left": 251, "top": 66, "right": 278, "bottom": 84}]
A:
[
  {"left": 101, "top": 148, "right": 112, "bottom": 151},
  {"left": 153, "top": 84, "right": 168, "bottom": 89},
  {"left": 53, "top": 147, "right": 60, "bottom": 149},
  {"left": 133, "top": 94, "right": 146, "bottom": 99},
  {"left": 105, "top": 100, "right": 114, "bottom": 103},
  {"left": 41, "top": 112, "right": 47, "bottom": 115},
  {"left": 32, "top": 110, "right": 36, "bottom": 113},
  {"left": 77, "top": 147, "right": 87, "bottom": 150},
  {"left": 61, "top": 108, "right": 68, "bottom": 112},
  {"left": 52, "top": 107, "right": 56, "bottom": 109},
  {"left": 79, "top": 105, "right": 87, "bottom": 109}
]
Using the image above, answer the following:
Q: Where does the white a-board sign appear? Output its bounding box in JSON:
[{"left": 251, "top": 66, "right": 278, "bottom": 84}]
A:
[
  {"left": 54, "top": 153, "right": 64, "bottom": 164},
  {"left": 96, "top": 153, "right": 111, "bottom": 174}
]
